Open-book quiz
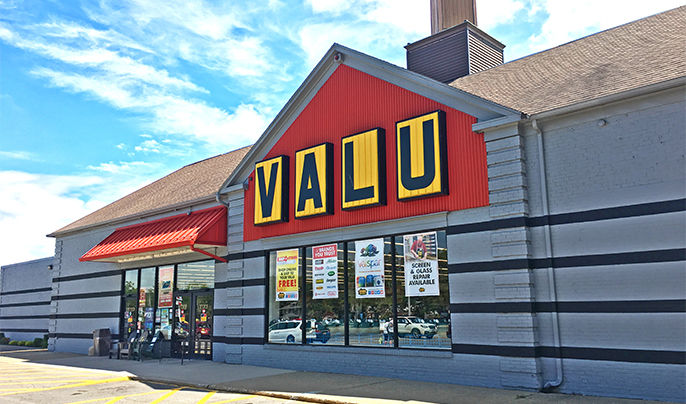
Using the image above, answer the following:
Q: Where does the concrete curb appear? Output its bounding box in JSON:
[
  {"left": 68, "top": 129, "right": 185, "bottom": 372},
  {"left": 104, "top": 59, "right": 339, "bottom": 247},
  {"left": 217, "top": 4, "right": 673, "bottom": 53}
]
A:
[{"left": 130, "top": 376, "right": 355, "bottom": 404}]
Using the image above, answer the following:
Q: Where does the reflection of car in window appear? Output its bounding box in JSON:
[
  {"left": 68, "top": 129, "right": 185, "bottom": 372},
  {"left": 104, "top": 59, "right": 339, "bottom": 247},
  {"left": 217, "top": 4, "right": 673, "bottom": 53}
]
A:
[
  {"left": 396, "top": 316, "right": 437, "bottom": 339},
  {"left": 195, "top": 321, "right": 211, "bottom": 337},
  {"left": 175, "top": 321, "right": 189, "bottom": 338},
  {"left": 268, "top": 319, "right": 330, "bottom": 343}
]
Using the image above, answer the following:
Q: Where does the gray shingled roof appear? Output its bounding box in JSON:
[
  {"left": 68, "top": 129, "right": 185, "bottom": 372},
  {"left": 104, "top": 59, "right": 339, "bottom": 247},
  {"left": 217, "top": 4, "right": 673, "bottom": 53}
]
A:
[
  {"left": 51, "top": 146, "right": 251, "bottom": 236},
  {"left": 450, "top": 6, "right": 686, "bottom": 115}
]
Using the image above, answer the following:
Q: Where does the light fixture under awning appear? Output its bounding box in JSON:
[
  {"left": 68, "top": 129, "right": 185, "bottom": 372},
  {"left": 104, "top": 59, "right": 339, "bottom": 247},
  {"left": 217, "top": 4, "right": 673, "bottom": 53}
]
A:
[{"left": 79, "top": 206, "right": 227, "bottom": 263}]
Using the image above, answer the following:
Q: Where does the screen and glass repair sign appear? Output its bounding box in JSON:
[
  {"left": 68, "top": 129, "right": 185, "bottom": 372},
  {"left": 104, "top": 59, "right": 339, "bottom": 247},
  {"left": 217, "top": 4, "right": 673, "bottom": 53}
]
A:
[
  {"left": 312, "top": 244, "right": 339, "bottom": 299},
  {"left": 354, "top": 238, "right": 385, "bottom": 298},
  {"left": 403, "top": 232, "right": 440, "bottom": 296},
  {"left": 276, "top": 248, "right": 299, "bottom": 301}
]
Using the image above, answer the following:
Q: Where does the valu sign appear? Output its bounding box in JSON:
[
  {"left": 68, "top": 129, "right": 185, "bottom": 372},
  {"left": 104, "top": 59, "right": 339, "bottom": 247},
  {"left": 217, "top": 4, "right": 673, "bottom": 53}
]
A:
[{"left": 254, "top": 110, "right": 448, "bottom": 226}]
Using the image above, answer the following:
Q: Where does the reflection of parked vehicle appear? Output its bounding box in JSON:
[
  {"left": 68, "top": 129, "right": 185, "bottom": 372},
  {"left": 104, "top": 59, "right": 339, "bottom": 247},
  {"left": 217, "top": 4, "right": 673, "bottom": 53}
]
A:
[
  {"left": 397, "top": 316, "right": 437, "bottom": 339},
  {"left": 195, "top": 321, "right": 211, "bottom": 337},
  {"left": 268, "top": 319, "right": 330, "bottom": 343},
  {"left": 175, "top": 321, "right": 189, "bottom": 338}
]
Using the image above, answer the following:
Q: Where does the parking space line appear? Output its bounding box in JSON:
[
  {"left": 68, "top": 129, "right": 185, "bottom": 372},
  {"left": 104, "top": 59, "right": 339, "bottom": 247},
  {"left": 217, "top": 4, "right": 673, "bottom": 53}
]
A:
[
  {"left": 210, "top": 395, "right": 258, "bottom": 403},
  {"left": 149, "top": 387, "right": 184, "bottom": 403},
  {"left": 1, "top": 373, "right": 110, "bottom": 381},
  {"left": 0, "top": 376, "right": 130, "bottom": 396},
  {"left": 196, "top": 391, "right": 216, "bottom": 403},
  {"left": 0, "top": 379, "right": 112, "bottom": 385}
]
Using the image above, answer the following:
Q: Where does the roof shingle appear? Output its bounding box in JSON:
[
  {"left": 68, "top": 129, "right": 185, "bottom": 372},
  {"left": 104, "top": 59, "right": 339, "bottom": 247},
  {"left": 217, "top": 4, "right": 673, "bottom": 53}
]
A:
[
  {"left": 51, "top": 146, "right": 250, "bottom": 236},
  {"left": 450, "top": 6, "right": 686, "bottom": 115}
]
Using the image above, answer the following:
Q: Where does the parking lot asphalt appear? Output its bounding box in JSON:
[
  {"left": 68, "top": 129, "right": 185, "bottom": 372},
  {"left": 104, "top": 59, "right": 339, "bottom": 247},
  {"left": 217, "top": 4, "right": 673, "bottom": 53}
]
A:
[
  {"left": 0, "top": 348, "right": 668, "bottom": 404},
  {"left": 0, "top": 351, "right": 305, "bottom": 404}
]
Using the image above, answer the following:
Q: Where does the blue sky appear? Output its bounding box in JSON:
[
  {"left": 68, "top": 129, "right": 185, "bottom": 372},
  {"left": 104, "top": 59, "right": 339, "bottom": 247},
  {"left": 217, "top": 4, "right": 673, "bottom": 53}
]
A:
[{"left": 0, "top": 0, "right": 682, "bottom": 266}]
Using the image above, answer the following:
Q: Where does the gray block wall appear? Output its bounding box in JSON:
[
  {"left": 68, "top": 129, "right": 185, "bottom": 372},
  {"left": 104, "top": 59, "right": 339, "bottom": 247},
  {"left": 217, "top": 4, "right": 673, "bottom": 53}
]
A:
[
  {"left": 213, "top": 86, "right": 685, "bottom": 402},
  {"left": 0, "top": 257, "right": 52, "bottom": 341}
]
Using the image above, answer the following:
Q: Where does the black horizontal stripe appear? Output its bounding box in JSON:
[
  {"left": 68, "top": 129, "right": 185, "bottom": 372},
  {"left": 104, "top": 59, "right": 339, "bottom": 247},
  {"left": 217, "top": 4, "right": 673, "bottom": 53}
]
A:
[
  {"left": 0, "top": 301, "right": 50, "bottom": 308},
  {"left": 0, "top": 315, "right": 50, "bottom": 320},
  {"left": 450, "top": 299, "right": 686, "bottom": 313},
  {"left": 215, "top": 308, "right": 265, "bottom": 316},
  {"left": 48, "top": 333, "right": 120, "bottom": 340},
  {"left": 212, "top": 336, "right": 264, "bottom": 345},
  {"left": 53, "top": 269, "right": 121, "bottom": 283},
  {"left": 0, "top": 287, "right": 52, "bottom": 296},
  {"left": 51, "top": 291, "right": 120, "bottom": 301},
  {"left": 447, "top": 198, "right": 685, "bottom": 235},
  {"left": 225, "top": 251, "right": 265, "bottom": 261},
  {"left": 214, "top": 278, "right": 265, "bottom": 289},
  {"left": 449, "top": 248, "right": 685, "bottom": 274},
  {"left": 451, "top": 344, "right": 685, "bottom": 364},
  {"left": 0, "top": 328, "right": 49, "bottom": 333},
  {"left": 49, "top": 312, "right": 120, "bottom": 319}
]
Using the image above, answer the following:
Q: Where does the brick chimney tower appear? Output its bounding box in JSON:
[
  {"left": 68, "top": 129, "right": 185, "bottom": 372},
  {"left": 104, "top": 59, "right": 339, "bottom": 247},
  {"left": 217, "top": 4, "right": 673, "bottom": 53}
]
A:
[{"left": 406, "top": 0, "right": 504, "bottom": 83}]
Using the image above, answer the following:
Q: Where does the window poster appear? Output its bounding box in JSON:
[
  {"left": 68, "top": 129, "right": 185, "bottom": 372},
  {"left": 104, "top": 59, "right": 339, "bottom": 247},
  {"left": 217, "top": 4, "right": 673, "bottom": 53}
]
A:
[
  {"left": 312, "top": 244, "right": 339, "bottom": 299},
  {"left": 158, "top": 265, "right": 174, "bottom": 308},
  {"left": 276, "top": 248, "right": 299, "bottom": 301},
  {"left": 403, "top": 232, "right": 440, "bottom": 296},
  {"left": 354, "top": 238, "right": 385, "bottom": 298}
]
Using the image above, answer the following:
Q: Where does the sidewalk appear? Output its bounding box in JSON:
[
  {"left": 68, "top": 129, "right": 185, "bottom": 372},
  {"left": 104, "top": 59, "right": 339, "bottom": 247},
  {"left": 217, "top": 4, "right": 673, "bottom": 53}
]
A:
[{"left": 0, "top": 349, "right": 663, "bottom": 404}]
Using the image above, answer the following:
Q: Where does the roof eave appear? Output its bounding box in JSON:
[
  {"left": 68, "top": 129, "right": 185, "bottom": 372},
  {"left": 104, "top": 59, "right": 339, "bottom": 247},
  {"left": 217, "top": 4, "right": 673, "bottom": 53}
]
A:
[{"left": 47, "top": 194, "right": 218, "bottom": 238}]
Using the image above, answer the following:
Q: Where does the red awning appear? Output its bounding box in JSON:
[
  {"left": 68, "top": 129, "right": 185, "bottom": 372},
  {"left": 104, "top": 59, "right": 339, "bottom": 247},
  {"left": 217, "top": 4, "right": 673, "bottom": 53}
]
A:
[{"left": 80, "top": 206, "right": 227, "bottom": 263}]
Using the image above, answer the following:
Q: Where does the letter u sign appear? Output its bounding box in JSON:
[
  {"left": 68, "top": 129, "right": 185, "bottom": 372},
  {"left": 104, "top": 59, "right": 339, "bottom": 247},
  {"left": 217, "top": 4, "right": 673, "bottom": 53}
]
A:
[{"left": 396, "top": 110, "right": 448, "bottom": 201}]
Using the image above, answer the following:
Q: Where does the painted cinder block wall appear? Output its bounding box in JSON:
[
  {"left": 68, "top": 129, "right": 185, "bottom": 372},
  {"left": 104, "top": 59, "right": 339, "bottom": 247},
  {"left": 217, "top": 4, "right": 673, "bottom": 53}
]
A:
[
  {"left": 212, "top": 86, "right": 685, "bottom": 402},
  {"left": 50, "top": 200, "right": 224, "bottom": 354},
  {"left": 0, "top": 257, "right": 52, "bottom": 341}
]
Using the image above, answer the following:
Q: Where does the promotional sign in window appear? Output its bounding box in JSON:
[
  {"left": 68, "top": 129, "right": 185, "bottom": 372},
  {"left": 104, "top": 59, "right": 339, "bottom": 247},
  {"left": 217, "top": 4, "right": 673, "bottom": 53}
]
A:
[
  {"left": 157, "top": 265, "right": 174, "bottom": 308},
  {"left": 403, "top": 232, "right": 440, "bottom": 296},
  {"left": 354, "top": 238, "right": 385, "bottom": 298},
  {"left": 276, "top": 248, "right": 299, "bottom": 301},
  {"left": 312, "top": 244, "right": 339, "bottom": 299}
]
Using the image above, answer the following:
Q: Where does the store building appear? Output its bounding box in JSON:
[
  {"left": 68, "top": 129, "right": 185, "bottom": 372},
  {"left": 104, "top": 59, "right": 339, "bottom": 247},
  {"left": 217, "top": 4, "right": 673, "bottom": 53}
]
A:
[
  {"left": 0, "top": 257, "right": 52, "bottom": 341},
  {"left": 2, "top": 2, "right": 684, "bottom": 401}
]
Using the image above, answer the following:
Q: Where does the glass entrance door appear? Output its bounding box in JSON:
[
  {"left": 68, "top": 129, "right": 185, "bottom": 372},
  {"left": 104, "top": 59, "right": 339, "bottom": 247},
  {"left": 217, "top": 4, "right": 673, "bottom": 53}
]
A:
[{"left": 172, "top": 291, "right": 213, "bottom": 359}]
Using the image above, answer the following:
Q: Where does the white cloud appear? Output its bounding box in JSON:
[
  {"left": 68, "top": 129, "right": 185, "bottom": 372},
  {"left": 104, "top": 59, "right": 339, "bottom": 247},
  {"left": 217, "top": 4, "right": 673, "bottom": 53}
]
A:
[
  {"left": 0, "top": 164, "right": 167, "bottom": 266},
  {"left": 306, "top": 0, "right": 351, "bottom": 14},
  {"left": 484, "top": 0, "right": 686, "bottom": 60},
  {"left": 477, "top": 0, "right": 526, "bottom": 31},
  {"left": 0, "top": 150, "right": 34, "bottom": 160}
]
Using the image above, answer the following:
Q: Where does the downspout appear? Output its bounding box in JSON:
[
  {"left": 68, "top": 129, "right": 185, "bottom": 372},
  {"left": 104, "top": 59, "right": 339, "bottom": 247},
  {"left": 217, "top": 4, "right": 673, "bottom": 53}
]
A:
[
  {"left": 532, "top": 118, "right": 563, "bottom": 391},
  {"left": 216, "top": 189, "right": 231, "bottom": 209}
]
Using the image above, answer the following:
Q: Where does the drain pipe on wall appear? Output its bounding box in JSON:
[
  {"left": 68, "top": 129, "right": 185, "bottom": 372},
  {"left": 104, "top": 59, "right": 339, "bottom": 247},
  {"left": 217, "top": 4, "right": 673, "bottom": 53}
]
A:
[{"left": 532, "top": 118, "right": 564, "bottom": 391}]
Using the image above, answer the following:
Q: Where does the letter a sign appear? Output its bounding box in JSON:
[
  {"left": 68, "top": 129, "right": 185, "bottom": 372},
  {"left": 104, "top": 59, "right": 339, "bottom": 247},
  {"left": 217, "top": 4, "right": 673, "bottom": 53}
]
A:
[
  {"left": 396, "top": 110, "right": 448, "bottom": 201},
  {"left": 295, "top": 143, "right": 333, "bottom": 219},
  {"left": 254, "top": 155, "right": 289, "bottom": 225}
]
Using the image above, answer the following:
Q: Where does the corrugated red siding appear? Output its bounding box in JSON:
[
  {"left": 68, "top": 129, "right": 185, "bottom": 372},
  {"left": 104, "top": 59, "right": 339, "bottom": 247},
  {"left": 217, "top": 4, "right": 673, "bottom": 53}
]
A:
[{"left": 243, "top": 65, "right": 488, "bottom": 241}]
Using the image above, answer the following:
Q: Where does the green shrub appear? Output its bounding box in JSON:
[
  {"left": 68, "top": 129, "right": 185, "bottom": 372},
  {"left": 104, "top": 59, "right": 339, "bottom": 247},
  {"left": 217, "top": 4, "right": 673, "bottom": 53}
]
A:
[
  {"left": 33, "top": 338, "right": 44, "bottom": 347},
  {"left": 20, "top": 341, "right": 29, "bottom": 346},
  {"left": 0, "top": 333, "right": 5, "bottom": 339},
  {"left": 0, "top": 337, "right": 9, "bottom": 345},
  {"left": 8, "top": 340, "right": 18, "bottom": 345}
]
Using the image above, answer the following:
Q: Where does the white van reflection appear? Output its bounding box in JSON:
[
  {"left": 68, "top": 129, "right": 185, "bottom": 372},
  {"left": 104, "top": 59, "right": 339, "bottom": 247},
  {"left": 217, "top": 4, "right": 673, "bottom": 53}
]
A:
[{"left": 268, "top": 319, "right": 331, "bottom": 343}]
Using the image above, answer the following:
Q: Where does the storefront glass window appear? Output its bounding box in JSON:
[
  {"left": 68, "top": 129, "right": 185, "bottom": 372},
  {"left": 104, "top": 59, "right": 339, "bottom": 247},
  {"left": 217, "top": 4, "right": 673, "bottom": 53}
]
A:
[
  {"left": 348, "top": 237, "right": 395, "bottom": 347},
  {"left": 177, "top": 260, "right": 214, "bottom": 290},
  {"left": 267, "top": 250, "right": 302, "bottom": 343},
  {"left": 305, "top": 243, "right": 345, "bottom": 345},
  {"left": 266, "top": 230, "right": 452, "bottom": 350},
  {"left": 138, "top": 267, "right": 156, "bottom": 333},
  {"left": 395, "top": 231, "right": 450, "bottom": 350},
  {"left": 122, "top": 269, "right": 139, "bottom": 340}
]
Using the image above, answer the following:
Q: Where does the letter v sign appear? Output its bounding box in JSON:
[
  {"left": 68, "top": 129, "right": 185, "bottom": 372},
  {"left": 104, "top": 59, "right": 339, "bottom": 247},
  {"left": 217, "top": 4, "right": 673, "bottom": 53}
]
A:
[{"left": 254, "top": 155, "right": 289, "bottom": 225}]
